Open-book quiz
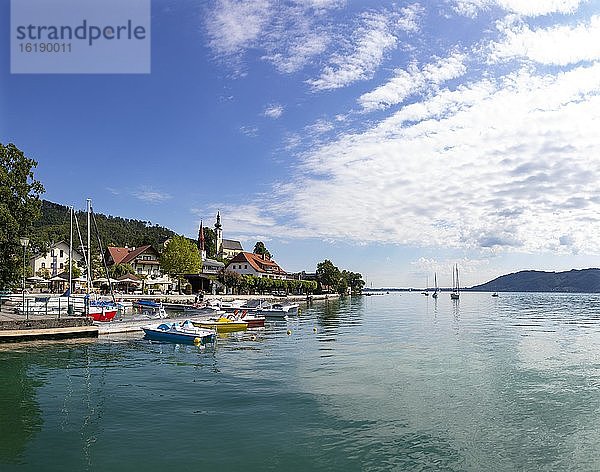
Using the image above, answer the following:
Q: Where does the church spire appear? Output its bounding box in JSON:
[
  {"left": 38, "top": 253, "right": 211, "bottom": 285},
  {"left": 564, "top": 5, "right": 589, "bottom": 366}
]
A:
[
  {"left": 215, "top": 211, "right": 223, "bottom": 257},
  {"left": 198, "top": 220, "right": 205, "bottom": 251}
]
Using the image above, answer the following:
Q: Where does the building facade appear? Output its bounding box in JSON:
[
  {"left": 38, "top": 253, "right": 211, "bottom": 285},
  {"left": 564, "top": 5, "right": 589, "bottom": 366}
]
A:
[
  {"left": 30, "top": 241, "right": 83, "bottom": 277},
  {"left": 225, "top": 252, "right": 287, "bottom": 280},
  {"left": 106, "top": 245, "right": 162, "bottom": 278}
]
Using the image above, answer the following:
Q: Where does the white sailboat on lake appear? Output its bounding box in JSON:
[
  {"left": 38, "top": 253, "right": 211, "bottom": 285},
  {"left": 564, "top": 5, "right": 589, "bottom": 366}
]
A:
[
  {"left": 450, "top": 265, "right": 460, "bottom": 300},
  {"left": 432, "top": 273, "right": 439, "bottom": 299}
]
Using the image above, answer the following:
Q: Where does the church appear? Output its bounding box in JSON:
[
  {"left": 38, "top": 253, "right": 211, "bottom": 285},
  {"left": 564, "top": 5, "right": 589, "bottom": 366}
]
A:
[{"left": 197, "top": 211, "right": 243, "bottom": 262}]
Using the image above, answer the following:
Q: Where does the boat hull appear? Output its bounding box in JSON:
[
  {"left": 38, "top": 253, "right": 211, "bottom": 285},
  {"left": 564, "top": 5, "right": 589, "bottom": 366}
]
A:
[
  {"left": 241, "top": 317, "right": 265, "bottom": 328},
  {"left": 142, "top": 322, "right": 216, "bottom": 345},
  {"left": 194, "top": 319, "right": 248, "bottom": 332},
  {"left": 88, "top": 309, "right": 117, "bottom": 322}
]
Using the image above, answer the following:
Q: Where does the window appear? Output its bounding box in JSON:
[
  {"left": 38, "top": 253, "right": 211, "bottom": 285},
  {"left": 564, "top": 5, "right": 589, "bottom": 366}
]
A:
[
  {"left": 60, "top": 263, "right": 64, "bottom": 269},
  {"left": 60, "top": 250, "right": 64, "bottom": 257},
  {"left": 245, "top": 264, "right": 248, "bottom": 269},
  {"left": 41, "top": 262, "right": 46, "bottom": 268},
  {"left": 51, "top": 249, "right": 55, "bottom": 257}
]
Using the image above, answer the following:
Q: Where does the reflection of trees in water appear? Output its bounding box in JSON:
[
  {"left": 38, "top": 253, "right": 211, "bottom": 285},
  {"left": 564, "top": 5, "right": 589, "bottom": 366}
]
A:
[
  {"left": 0, "top": 352, "right": 44, "bottom": 464},
  {"left": 317, "top": 296, "right": 365, "bottom": 328}
]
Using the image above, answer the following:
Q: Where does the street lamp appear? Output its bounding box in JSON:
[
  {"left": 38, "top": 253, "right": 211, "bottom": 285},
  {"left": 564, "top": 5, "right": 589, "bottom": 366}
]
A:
[{"left": 19, "top": 237, "right": 29, "bottom": 317}]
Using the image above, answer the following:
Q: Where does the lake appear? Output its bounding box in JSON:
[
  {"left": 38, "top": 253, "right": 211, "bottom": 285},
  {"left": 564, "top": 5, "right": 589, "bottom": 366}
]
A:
[{"left": 3, "top": 292, "right": 600, "bottom": 471}]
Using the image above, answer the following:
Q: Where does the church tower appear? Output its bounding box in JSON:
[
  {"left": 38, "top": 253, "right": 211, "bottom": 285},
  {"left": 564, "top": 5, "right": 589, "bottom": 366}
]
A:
[
  {"left": 214, "top": 211, "right": 223, "bottom": 258},
  {"left": 197, "top": 220, "right": 206, "bottom": 260}
]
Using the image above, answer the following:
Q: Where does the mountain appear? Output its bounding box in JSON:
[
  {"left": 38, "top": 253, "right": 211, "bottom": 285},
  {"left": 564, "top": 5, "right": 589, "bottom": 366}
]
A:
[
  {"left": 468, "top": 269, "right": 600, "bottom": 293},
  {"left": 30, "top": 200, "right": 177, "bottom": 254}
]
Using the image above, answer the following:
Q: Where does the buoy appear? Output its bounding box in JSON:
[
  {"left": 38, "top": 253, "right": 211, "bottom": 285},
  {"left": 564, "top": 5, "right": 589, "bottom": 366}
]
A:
[
  {"left": 287, "top": 329, "right": 291, "bottom": 335},
  {"left": 194, "top": 337, "right": 201, "bottom": 344},
  {"left": 251, "top": 335, "right": 256, "bottom": 341},
  {"left": 313, "top": 327, "right": 317, "bottom": 333}
]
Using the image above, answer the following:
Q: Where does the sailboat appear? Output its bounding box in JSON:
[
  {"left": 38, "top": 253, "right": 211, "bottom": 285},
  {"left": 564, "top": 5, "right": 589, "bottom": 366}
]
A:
[
  {"left": 421, "top": 276, "right": 429, "bottom": 296},
  {"left": 450, "top": 265, "right": 460, "bottom": 300},
  {"left": 83, "top": 199, "right": 118, "bottom": 322},
  {"left": 432, "top": 273, "right": 439, "bottom": 298}
]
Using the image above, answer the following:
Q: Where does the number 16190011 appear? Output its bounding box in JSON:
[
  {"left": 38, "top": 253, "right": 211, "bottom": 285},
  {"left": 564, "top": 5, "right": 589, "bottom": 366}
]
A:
[{"left": 19, "top": 43, "right": 72, "bottom": 53}]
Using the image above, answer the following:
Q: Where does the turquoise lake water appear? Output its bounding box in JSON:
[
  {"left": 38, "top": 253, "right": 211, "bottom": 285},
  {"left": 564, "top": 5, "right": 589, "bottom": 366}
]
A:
[{"left": 3, "top": 292, "right": 600, "bottom": 471}]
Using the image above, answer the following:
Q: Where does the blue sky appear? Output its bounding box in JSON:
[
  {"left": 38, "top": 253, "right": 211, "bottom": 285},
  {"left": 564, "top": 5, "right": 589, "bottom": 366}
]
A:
[{"left": 2, "top": 0, "right": 600, "bottom": 288}]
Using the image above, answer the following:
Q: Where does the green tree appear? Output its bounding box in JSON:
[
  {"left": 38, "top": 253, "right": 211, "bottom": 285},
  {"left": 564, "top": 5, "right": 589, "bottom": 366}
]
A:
[
  {"left": 109, "top": 263, "right": 135, "bottom": 278},
  {"left": 336, "top": 277, "right": 349, "bottom": 295},
  {"left": 0, "top": 143, "right": 45, "bottom": 289},
  {"left": 220, "top": 269, "right": 242, "bottom": 293},
  {"left": 160, "top": 235, "right": 202, "bottom": 293},
  {"left": 341, "top": 270, "right": 365, "bottom": 294},
  {"left": 316, "top": 260, "right": 341, "bottom": 292},
  {"left": 65, "top": 259, "right": 82, "bottom": 278},
  {"left": 253, "top": 241, "right": 272, "bottom": 259},
  {"left": 204, "top": 227, "right": 216, "bottom": 258}
]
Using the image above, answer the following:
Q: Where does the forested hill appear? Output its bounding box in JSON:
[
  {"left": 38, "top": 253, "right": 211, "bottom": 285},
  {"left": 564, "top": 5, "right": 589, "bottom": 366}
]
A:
[
  {"left": 469, "top": 269, "right": 600, "bottom": 293},
  {"left": 31, "top": 200, "right": 177, "bottom": 253}
]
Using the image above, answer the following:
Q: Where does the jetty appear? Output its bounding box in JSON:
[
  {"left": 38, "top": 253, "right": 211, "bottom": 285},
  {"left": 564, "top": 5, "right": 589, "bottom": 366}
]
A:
[
  {"left": 0, "top": 317, "right": 98, "bottom": 342},
  {"left": 0, "top": 293, "right": 336, "bottom": 342}
]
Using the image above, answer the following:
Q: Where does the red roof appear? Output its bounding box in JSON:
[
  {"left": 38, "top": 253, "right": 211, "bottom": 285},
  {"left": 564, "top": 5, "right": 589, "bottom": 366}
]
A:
[
  {"left": 227, "top": 252, "right": 286, "bottom": 275},
  {"left": 107, "top": 245, "right": 156, "bottom": 265}
]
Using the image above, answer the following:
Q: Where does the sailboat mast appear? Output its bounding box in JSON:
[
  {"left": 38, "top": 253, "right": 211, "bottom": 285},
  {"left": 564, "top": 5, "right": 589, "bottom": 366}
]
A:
[
  {"left": 452, "top": 266, "right": 455, "bottom": 291},
  {"left": 87, "top": 198, "right": 91, "bottom": 291},
  {"left": 68, "top": 206, "right": 73, "bottom": 305}
]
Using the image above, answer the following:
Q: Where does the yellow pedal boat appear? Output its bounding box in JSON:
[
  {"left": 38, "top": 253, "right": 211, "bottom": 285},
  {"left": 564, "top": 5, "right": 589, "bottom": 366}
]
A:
[{"left": 194, "top": 316, "right": 248, "bottom": 332}]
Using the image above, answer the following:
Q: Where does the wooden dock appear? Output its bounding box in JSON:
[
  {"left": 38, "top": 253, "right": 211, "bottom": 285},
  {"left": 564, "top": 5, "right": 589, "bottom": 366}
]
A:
[{"left": 0, "top": 325, "right": 98, "bottom": 342}]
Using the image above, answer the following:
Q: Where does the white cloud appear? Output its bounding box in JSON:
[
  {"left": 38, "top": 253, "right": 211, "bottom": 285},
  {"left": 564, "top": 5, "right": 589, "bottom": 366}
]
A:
[
  {"left": 396, "top": 3, "right": 423, "bottom": 33},
  {"left": 306, "top": 118, "right": 334, "bottom": 135},
  {"left": 236, "top": 62, "right": 600, "bottom": 255},
  {"left": 307, "top": 11, "right": 400, "bottom": 91},
  {"left": 206, "top": 0, "right": 272, "bottom": 56},
  {"left": 358, "top": 51, "right": 467, "bottom": 111},
  {"left": 498, "top": 0, "right": 585, "bottom": 16},
  {"left": 450, "top": 0, "right": 586, "bottom": 17},
  {"left": 132, "top": 189, "right": 172, "bottom": 203},
  {"left": 263, "top": 103, "right": 284, "bottom": 119},
  {"left": 450, "top": 0, "right": 491, "bottom": 18},
  {"left": 239, "top": 125, "right": 259, "bottom": 137},
  {"left": 206, "top": 0, "right": 340, "bottom": 74},
  {"left": 492, "top": 15, "right": 600, "bottom": 65}
]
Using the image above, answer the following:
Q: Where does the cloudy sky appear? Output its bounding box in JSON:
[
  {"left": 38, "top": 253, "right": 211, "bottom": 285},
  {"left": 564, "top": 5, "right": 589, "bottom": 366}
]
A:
[{"left": 2, "top": 0, "right": 600, "bottom": 287}]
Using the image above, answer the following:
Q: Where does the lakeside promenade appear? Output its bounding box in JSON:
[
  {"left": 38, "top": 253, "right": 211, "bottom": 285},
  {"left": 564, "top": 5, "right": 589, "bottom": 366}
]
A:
[{"left": 0, "top": 293, "right": 338, "bottom": 341}]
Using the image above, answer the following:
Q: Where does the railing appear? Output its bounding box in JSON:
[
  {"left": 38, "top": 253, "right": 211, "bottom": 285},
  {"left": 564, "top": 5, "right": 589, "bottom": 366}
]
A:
[{"left": 3, "top": 295, "right": 87, "bottom": 320}]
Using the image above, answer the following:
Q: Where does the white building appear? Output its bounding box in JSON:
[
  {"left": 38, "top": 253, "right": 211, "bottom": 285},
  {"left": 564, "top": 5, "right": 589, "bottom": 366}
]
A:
[
  {"left": 225, "top": 252, "right": 287, "bottom": 280},
  {"left": 30, "top": 241, "right": 83, "bottom": 276}
]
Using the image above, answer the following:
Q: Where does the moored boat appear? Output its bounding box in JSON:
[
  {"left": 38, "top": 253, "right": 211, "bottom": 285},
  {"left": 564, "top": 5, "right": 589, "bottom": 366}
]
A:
[
  {"left": 237, "top": 310, "right": 265, "bottom": 328},
  {"left": 135, "top": 299, "right": 161, "bottom": 308},
  {"left": 255, "top": 302, "right": 299, "bottom": 319},
  {"left": 194, "top": 316, "right": 248, "bottom": 332},
  {"left": 142, "top": 320, "right": 216, "bottom": 345},
  {"left": 450, "top": 264, "right": 460, "bottom": 300}
]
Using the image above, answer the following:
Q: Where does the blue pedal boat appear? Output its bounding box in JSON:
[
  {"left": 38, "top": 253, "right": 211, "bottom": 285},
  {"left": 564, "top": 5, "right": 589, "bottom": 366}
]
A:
[{"left": 142, "top": 320, "right": 216, "bottom": 345}]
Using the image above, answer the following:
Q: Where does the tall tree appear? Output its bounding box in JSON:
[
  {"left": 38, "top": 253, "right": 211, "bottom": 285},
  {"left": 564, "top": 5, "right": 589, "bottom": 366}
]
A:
[
  {"left": 316, "top": 259, "right": 341, "bottom": 291},
  {"left": 253, "top": 241, "right": 272, "bottom": 259},
  {"left": 341, "top": 270, "right": 365, "bottom": 294},
  {"left": 0, "top": 143, "right": 45, "bottom": 289},
  {"left": 159, "top": 235, "right": 202, "bottom": 292}
]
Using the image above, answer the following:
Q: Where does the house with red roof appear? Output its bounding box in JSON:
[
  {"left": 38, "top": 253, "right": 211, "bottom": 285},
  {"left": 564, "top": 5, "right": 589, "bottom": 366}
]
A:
[
  {"left": 105, "top": 245, "right": 162, "bottom": 278},
  {"left": 225, "top": 251, "right": 287, "bottom": 280}
]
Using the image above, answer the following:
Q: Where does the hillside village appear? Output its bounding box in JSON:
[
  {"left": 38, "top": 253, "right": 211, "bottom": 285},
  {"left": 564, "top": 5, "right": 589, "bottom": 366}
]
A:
[{"left": 27, "top": 203, "right": 362, "bottom": 296}]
